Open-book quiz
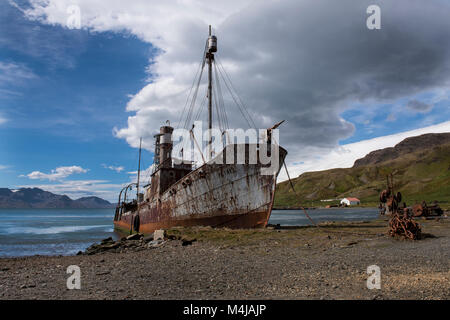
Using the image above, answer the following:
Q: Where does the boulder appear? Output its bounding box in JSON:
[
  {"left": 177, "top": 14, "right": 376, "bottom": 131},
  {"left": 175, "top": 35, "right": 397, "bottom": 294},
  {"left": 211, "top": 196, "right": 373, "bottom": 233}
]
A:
[
  {"left": 153, "top": 229, "right": 165, "bottom": 241},
  {"left": 101, "top": 237, "right": 114, "bottom": 244},
  {"left": 104, "top": 242, "right": 120, "bottom": 249},
  {"left": 181, "top": 238, "right": 197, "bottom": 246},
  {"left": 126, "top": 233, "right": 143, "bottom": 240},
  {"left": 143, "top": 235, "right": 154, "bottom": 242},
  {"left": 147, "top": 239, "right": 165, "bottom": 248}
]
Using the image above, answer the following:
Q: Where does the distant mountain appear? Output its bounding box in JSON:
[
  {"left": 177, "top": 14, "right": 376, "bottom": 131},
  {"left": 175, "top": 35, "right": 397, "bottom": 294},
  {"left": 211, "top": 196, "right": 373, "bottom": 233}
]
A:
[
  {"left": 0, "top": 188, "right": 114, "bottom": 209},
  {"left": 75, "top": 196, "right": 114, "bottom": 209},
  {"left": 275, "top": 133, "right": 450, "bottom": 207},
  {"left": 353, "top": 133, "right": 450, "bottom": 167}
]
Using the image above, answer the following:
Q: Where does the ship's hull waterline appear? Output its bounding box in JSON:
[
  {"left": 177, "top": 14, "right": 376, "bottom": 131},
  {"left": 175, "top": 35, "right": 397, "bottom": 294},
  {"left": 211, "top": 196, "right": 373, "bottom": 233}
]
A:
[{"left": 114, "top": 147, "right": 287, "bottom": 235}]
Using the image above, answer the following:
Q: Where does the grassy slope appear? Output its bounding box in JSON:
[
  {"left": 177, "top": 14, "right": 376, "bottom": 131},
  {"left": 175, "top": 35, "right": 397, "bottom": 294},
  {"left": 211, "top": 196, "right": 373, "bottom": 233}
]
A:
[{"left": 275, "top": 143, "right": 450, "bottom": 209}]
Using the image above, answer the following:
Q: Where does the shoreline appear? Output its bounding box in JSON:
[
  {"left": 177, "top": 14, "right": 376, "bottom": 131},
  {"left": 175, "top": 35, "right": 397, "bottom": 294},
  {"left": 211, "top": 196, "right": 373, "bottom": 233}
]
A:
[
  {"left": 1, "top": 218, "right": 448, "bottom": 300},
  {"left": 272, "top": 206, "right": 379, "bottom": 210},
  {"left": 0, "top": 208, "right": 381, "bottom": 259},
  {"left": 1, "top": 214, "right": 445, "bottom": 260}
]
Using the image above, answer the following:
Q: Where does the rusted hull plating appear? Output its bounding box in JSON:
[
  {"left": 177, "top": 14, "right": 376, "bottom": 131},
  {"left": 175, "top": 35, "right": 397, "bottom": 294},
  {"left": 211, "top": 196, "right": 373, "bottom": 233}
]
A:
[{"left": 115, "top": 148, "right": 287, "bottom": 234}]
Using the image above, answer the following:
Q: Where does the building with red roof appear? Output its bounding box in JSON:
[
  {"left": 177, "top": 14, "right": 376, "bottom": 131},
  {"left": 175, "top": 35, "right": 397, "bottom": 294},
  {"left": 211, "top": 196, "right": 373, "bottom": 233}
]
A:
[{"left": 340, "top": 197, "right": 361, "bottom": 206}]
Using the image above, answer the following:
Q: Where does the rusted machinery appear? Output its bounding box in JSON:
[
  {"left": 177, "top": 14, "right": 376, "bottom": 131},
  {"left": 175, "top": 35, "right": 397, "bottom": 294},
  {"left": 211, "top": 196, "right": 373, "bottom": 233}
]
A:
[
  {"left": 412, "top": 201, "right": 443, "bottom": 217},
  {"left": 379, "top": 174, "right": 402, "bottom": 216},
  {"left": 379, "top": 175, "right": 444, "bottom": 218},
  {"left": 379, "top": 174, "right": 422, "bottom": 240}
]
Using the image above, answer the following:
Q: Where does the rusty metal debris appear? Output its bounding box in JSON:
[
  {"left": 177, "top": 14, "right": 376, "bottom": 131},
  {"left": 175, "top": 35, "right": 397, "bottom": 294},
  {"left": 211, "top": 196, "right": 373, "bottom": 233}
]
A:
[
  {"left": 379, "top": 174, "right": 422, "bottom": 240},
  {"left": 388, "top": 209, "right": 422, "bottom": 240},
  {"left": 379, "top": 174, "right": 443, "bottom": 217},
  {"left": 379, "top": 174, "right": 403, "bottom": 215},
  {"left": 412, "top": 201, "right": 444, "bottom": 217}
]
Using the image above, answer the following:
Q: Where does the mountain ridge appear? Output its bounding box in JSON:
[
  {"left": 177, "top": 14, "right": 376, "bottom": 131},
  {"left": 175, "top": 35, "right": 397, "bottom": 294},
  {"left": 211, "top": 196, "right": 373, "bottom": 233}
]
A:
[
  {"left": 0, "top": 188, "right": 114, "bottom": 209},
  {"left": 274, "top": 132, "right": 450, "bottom": 208},
  {"left": 353, "top": 132, "right": 450, "bottom": 167}
]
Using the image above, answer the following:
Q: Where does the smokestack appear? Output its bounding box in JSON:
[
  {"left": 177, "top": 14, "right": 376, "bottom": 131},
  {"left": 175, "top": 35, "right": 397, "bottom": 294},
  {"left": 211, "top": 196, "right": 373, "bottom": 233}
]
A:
[{"left": 159, "top": 125, "right": 174, "bottom": 168}]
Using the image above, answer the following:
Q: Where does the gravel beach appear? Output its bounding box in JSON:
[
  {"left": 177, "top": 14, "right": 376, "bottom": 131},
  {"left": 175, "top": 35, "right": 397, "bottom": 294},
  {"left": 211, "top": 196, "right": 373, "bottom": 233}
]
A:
[{"left": 0, "top": 217, "right": 449, "bottom": 300}]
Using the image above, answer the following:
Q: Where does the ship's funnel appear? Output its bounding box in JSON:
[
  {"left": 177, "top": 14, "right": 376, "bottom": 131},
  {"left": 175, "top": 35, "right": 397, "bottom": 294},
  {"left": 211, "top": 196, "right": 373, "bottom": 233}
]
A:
[{"left": 159, "top": 125, "right": 174, "bottom": 168}]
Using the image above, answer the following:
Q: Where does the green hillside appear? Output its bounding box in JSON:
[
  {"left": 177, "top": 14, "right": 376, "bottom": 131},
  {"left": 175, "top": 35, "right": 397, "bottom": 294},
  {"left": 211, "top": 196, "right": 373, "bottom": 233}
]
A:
[{"left": 275, "top": 134, "right": 450, "bottom": 209}]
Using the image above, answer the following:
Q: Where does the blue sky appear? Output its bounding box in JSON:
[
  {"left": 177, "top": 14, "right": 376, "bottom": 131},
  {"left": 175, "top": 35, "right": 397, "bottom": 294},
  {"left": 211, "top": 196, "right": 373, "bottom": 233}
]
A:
[
  {"left": 340, "top": 93, "right": 450, "bottom": 144},
  {"left": 0, "top": 2, "right": 155, "bottom": 200},
  {"left": 0, "top": 0, "right": 449, "bottom": 200}
]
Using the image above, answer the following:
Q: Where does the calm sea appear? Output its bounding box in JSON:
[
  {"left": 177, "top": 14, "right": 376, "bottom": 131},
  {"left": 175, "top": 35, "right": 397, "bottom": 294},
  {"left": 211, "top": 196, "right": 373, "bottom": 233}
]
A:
[
  {"left": 0, "top": 209, "right": 117, "bottom": 258},
  {"left": 270, "top": 208, "right": 380, "bottom": 226},
  {"left": 0, "top": 207, "right": 379, "bottom": 257}
]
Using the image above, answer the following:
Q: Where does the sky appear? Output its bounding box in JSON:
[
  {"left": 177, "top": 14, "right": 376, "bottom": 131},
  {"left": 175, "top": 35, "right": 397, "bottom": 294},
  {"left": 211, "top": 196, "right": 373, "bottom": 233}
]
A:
[{"left": 0, "top": 0, "right": 449, "bottom": 201}]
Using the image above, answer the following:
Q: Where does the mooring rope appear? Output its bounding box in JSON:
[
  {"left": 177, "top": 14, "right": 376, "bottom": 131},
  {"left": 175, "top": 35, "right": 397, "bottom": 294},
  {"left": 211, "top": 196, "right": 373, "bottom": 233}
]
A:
[
  {"left": 282, "top": 160, "right": 318, "bottom": 227},
  {"left": 282, "top": 160, "right": 385, "bottom": 237}
]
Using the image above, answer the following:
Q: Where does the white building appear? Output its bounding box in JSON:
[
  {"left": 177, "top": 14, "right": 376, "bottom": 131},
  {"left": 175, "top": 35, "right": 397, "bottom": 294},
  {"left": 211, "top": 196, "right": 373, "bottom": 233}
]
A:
[{"left": 340, "top": 197, "right": 361, "bottom": 206}]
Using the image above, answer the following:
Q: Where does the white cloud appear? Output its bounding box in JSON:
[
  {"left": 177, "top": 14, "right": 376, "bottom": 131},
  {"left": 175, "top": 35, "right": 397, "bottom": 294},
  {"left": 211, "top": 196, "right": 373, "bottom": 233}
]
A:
[
  {"left": 21, "top": 0, "right": 450, "bottom": 168},
  {"left": 17, "top": 179, "right": 124, "bottom": 202},
  {"left": 0, "top": 61, "right": 37, "bottom": 86},
  {"left": 0, "top": 116, "right": 7, "bottom": 125},
  {"left": 22, "top": 165, "right": 88, "bottom": 181},
  {"left": 127, "top": 164, "right": 155, "bottom": 185},
  {"left": 102, "top": 164, "right": 125, "bottom": 173},
  {"left": 279, "top": 121, "right": 450, "bottom": 181},
  {"left": 0, "top": 165, "right": 9, "bottom": 170}
]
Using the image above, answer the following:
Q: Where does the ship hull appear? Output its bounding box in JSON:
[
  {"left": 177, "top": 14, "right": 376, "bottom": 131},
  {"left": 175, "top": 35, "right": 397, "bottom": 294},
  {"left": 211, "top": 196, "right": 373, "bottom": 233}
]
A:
[
  {"left": 114, "top": 146, "right": 287, "bottom": 235},
  {"left": 114, "top": 210, "right": 271, "bottom": 235}
]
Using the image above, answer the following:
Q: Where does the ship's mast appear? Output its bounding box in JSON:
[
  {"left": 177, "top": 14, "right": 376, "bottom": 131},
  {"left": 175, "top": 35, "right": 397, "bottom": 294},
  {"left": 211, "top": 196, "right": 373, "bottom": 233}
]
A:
[
  {"left": 206, "top": 25, "right": 217, "bottom": 159},
  {"left": 136, "top": 137, "right": 142, "bottom": 202}
]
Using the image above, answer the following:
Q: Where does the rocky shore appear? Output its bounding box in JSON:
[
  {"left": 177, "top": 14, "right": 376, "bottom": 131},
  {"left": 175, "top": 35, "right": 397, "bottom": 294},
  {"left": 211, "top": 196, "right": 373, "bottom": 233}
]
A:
[
  {"left": 0, "top": 218, "right": 449, "bottom": 300},
  {"left": 79, "top": 230, "right": 197, "bottom": 255}
]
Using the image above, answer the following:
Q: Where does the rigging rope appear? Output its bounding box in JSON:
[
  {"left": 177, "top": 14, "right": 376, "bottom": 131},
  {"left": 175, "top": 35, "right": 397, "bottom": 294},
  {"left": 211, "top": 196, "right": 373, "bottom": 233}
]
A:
[
  {"left": 178, "top": 44, "right": 258, "bottom": 135},
  {"left": 182, "top": 41, "right": 208, "bottom": 130},
  {"left": 212, "top": 69, "right": 224, "bottom": 132},
  {"left": 194, "top": 93, "right": 208, "bottom": 123},
  {"left": 213, "top": 60, "right": 229, "bottom": 131},
  {"left": 183, "top": 65, "right": 204, "bottom": 130},
  {"left": 215, "top": 55, "right": 257, "bottom": 128},
  {"left": 190, "top": 128, "right": 206, "bottom": 164},
  {"left": 215, "top": 61, "right": 254, "bottom": 129},
  {"left": 177, "top": 41, "right": 268, "bottom": 167},
  {"left": 177, "top": 42, "right": 207, "bottom": 129}
]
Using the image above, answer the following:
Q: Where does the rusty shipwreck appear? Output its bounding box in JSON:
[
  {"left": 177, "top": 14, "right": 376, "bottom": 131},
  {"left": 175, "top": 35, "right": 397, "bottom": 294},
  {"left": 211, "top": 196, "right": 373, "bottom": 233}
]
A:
[{"left": 114, "top": 26, "right": 287, "bottom": 234}]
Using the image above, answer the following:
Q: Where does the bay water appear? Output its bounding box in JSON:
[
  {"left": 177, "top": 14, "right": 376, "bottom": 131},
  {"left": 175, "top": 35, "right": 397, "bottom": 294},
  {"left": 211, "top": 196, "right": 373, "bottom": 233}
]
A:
[{"left": 0, "top": 207, "right": 379, "bottom": 257}]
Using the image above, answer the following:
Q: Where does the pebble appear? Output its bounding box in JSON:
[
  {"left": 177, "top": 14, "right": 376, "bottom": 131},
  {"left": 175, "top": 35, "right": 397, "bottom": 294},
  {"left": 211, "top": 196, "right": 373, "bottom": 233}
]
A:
[{"left": 1, "top": 219, "right": 449, "bottom": 300}]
